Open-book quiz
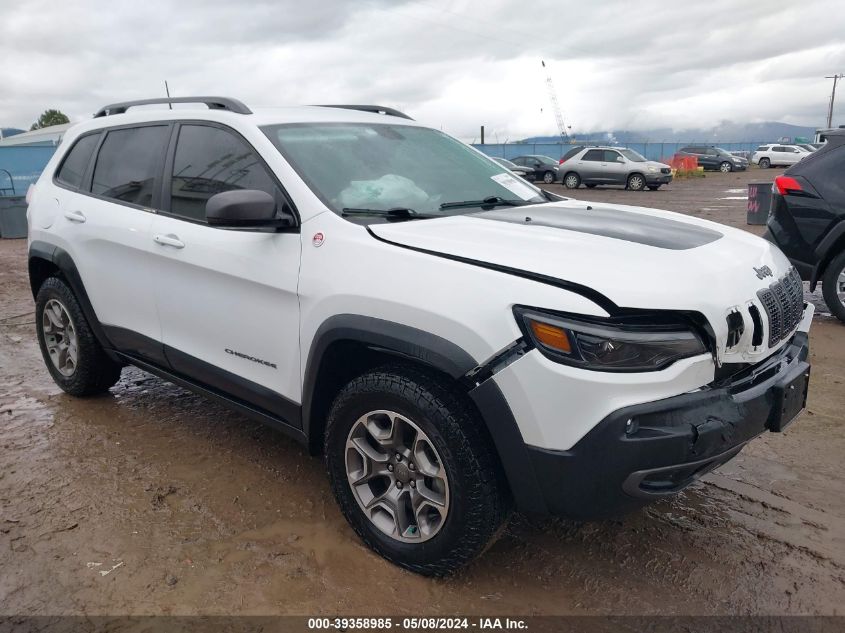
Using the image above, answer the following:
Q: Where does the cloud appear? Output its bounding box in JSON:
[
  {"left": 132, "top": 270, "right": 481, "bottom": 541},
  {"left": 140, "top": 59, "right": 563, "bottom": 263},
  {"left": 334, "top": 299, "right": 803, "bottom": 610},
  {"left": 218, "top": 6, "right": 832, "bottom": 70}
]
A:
[{"left": 2, "top": 0, "right": 844, "bottom": 138}]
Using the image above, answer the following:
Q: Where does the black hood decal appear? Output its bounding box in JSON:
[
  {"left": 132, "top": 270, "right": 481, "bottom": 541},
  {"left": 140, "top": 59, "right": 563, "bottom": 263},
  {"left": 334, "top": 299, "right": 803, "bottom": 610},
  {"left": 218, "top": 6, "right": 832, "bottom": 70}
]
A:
[{"left": 474, "top": 205, "right": 722, "bottom": 250}]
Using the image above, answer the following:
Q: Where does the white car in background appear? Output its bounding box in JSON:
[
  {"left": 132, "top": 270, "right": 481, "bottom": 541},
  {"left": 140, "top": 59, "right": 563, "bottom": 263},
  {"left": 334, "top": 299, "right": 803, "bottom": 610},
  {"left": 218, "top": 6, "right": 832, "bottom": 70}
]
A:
[{"left": 752, "top": 144, "right": 810, "bottom": 168}]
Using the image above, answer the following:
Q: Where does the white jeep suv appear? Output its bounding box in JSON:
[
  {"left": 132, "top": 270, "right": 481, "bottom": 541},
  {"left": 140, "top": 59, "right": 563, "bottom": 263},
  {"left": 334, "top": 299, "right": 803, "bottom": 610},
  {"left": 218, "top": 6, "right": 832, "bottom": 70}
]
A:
[{"left": 28, "top": 97, "right": 813, "bottom": 575}]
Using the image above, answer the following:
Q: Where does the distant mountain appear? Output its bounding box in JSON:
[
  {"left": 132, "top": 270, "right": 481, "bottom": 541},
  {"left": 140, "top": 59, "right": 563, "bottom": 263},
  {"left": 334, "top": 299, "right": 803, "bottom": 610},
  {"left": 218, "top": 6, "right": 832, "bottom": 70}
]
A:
[
  {"left": 0, "top": 127, "right": 25, "bottom": 139},
  {"left": 521, "top": 121, "right": 821, "bottom": 144}
]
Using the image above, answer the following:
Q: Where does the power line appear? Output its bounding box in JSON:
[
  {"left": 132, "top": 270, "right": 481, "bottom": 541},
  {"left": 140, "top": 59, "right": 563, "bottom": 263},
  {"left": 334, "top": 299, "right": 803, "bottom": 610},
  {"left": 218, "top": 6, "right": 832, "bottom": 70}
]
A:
[{"left": 825, "top": 74, "right": 843, "bottom": 128}]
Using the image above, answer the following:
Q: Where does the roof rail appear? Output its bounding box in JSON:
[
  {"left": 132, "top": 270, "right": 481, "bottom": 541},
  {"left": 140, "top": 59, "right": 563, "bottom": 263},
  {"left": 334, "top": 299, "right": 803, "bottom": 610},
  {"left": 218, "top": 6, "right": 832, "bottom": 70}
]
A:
[
  {"left": 94, "top": 96, "right": 252, "bottom": 118},
  {"left": 317, "top": 105, "right": 413, "bottom": 120}
]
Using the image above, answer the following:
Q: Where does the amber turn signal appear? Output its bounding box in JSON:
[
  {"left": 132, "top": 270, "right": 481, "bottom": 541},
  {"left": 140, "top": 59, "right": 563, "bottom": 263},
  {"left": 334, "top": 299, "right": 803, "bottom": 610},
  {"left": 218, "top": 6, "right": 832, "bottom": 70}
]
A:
[{"left": 529, "top": 320, "right": 572, "bottom": 354}]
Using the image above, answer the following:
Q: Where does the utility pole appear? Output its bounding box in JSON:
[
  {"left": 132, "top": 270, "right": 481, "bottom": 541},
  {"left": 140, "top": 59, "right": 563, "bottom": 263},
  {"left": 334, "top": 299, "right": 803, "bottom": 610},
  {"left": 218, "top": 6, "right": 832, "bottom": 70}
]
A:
[{"left": 825, "top": 74, "right": 843, "bottom": 128}]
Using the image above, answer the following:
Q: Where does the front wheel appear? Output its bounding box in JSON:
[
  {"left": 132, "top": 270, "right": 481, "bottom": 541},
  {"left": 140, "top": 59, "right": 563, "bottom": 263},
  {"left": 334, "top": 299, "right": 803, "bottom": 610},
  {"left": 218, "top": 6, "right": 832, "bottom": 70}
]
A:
[
  {"left": 719, "top": 161, "right": 733, "bottom": 173},
  {"left": 563, "top": 172, "right": 581, "bottom": 189},
  {"left": 822, "top": 251, "right": 845, "bottom": 322},
  {"left": 627, "top": 173, "right": 646, "bottom": 191},
  {"left": 325, "top": 365, "right": 508, "bottom": 576},
  {"left": 542, "top": 171, "right": 556, "bottom": 184},
  {"left": 759, "top": 158, "right": 771, "bottom": 169},
  {"left": 35, "top": 277, "right": 122, "bottom": 396}
]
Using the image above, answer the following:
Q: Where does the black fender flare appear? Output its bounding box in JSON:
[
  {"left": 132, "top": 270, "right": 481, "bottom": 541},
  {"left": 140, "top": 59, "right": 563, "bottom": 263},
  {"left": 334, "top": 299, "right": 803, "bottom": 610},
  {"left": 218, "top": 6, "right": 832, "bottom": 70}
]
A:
[
  {"left": 302, "top": 314, "right": 548, "bottom": 512},
  {"left": 28, "top": 240, "right": 118, "bottom": 359},
  {"left": 814, "top": 220, "right": 845, "bottom": 285}
]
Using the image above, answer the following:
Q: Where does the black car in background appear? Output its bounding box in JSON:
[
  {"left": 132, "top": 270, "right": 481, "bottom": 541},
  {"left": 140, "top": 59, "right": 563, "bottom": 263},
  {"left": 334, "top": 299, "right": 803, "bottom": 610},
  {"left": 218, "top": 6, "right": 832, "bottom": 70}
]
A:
[
  {"left": 677, "top": 145, "right": 748, "bottom": 172},
  {"left": 490, "top": 156, "right": 532, "bottom": 179},
  {"left": 765, "top": 129, "right": 845, "bottom": 321},
  {"left": 510, "top": 155, "right": 561, "bottom": 184}
]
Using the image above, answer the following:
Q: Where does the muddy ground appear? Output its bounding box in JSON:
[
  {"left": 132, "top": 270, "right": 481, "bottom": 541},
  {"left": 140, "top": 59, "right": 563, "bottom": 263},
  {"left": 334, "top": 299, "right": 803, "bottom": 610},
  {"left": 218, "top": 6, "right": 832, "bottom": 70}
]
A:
[{"left": 1, "top": 168, "right": 844, "bottom": 617}]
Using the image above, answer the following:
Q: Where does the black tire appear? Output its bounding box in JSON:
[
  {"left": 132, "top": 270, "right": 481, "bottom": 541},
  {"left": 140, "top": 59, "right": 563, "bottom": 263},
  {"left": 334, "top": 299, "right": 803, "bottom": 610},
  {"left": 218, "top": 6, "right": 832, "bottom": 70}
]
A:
[
  {"left": 719, "top": 161, "right": 733, "bottom": 173},
  {"left": 647, "top": 185, "right": 661, "bottom": 191},
  {"left": 821, "top": 251, "right": 845, "bottom": 323},
  {"left": 627, "top": 173, "right": 646, "bottom": 191},
  {"left": 325, "top": 364, "right": 509, "bottom": 576},
  {"left": 542, "top": 171, "right": 555, "bottom": 184},
  {"left": 35, "top": 277, "right": 122, "bottom": 396},
  {"left": 759, "top": 158, "right": 771, "bottom": 169},
  {"left": 563, "top": 172, "right": 581, "bottom": 189},
  {"left": 585, "top": 184, "right": 597, "bottom": 189}
]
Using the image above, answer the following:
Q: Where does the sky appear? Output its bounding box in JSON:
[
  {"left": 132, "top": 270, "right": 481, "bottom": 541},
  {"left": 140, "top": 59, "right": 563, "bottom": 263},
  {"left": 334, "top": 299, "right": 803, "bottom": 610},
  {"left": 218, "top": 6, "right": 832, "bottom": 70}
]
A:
[{"left": 2, "top": 0, "right": 845, "bottom": 141}]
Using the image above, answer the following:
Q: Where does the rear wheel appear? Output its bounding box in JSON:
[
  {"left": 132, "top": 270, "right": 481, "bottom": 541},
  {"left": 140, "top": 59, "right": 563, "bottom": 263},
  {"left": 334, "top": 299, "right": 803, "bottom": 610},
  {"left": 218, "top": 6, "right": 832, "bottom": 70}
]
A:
[
  {"left": 325, "top": 364, "right": 508, "bottom": 576},
  {"left": 627, "top": 173, "right": 646, "bottom": 191},
  {"left": 822, "top": 251, "right": 845, "bottom": 323},
  {"left": 563, "top": 172, "right": 581, "bottom": 189},
  {"left": 542, "top": 171, "right": 555, "bottom": 184},
  {"left": 719, "top": 161, "right": 733, "bottom": 173},
  {"left": 35, "top": 277, "right": 122, "bottom": 396},
  {"left": 759, "top": 158, "right": 771, "bottom": 169}
]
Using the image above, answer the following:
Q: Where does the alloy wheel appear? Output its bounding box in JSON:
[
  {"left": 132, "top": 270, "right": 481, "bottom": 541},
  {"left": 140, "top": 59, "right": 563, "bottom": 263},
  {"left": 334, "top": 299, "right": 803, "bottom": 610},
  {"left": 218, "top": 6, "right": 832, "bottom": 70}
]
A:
[
  {"left": 42, "top": 299, "right": 78, "bottom": 377},
  {"left": 838, "top": 266, "right": 845, "bottom": 309},
  {"left": 543, "top": 172, "right": 554, "bottom": 184},
  {"left": 345, "top": 410, "right": 450, "bottom": 543},
  {"left": 564, "top": 174, "right": 579, "bottom": 188},
  {"left": 720, "top": 162, "right": 732, "bottom": 173},
  {"left": 629, "top": 175, "right": 644, "bottom": 190}
]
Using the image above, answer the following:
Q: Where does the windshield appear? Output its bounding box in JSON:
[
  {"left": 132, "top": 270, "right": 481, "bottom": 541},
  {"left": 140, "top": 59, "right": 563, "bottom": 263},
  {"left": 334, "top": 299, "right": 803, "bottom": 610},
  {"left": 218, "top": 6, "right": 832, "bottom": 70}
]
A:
[
  {"left": 619, "top": 149, "right": 646, "bottom": 162},
  {"left": 262, "top": 123, "right": 545, "bottom": 217}
]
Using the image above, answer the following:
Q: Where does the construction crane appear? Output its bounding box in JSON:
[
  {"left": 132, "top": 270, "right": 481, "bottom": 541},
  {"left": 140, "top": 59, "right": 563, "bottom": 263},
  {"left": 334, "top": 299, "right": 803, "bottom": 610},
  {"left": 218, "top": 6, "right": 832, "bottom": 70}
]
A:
[{"left": 541, "top": 60, "right": 569, "bottom": 142}]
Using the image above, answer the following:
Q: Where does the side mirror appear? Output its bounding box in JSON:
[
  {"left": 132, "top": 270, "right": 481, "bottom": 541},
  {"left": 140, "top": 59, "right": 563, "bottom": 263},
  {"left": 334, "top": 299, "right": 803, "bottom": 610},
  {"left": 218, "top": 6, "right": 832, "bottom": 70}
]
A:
[
  {"left": 616, "top": 156, "right": 625, "bottom": 163},
  {"left": 206, "top": 190, "right": 282, "bottom": 228}
]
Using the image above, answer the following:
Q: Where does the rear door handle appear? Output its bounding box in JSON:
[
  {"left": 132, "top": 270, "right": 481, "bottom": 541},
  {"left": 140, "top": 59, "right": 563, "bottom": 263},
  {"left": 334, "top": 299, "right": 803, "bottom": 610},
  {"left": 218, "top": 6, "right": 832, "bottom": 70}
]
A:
[
  {"left": 64, "top": 210, "right": 86, "bottom": 223},
  {"left": 153, "top": 234, "right": 185, "bottom": 249}
]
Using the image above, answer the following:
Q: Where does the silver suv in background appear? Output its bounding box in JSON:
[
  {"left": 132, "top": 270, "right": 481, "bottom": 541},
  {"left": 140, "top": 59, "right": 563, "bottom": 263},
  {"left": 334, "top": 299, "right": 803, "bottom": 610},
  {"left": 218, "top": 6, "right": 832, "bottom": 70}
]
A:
[{"left": 558, "top": 146, "right": 673, "bottom": 190}]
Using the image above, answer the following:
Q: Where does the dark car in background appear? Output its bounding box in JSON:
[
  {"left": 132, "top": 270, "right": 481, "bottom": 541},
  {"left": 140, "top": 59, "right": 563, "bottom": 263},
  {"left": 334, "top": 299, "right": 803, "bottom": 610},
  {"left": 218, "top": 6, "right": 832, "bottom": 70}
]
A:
[
  {"left": 677, "top": 145, "right": 748, "bottom": 172},
  {"left": 510, "top": 154, "right": 561, "bottom": 184},
  {"left": 765, "top": 129, "right": 845, "bottom": 321},
  {"left": 490, "top": 156, "right": 532, "bottom": 179}
]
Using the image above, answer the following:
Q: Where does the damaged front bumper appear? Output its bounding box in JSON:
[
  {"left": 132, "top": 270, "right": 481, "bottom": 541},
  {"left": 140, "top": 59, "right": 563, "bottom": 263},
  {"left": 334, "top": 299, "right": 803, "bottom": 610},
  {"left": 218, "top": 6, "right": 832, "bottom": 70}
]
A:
[{"left": 526, "top": 328, "right": 811, "bottom": 519}]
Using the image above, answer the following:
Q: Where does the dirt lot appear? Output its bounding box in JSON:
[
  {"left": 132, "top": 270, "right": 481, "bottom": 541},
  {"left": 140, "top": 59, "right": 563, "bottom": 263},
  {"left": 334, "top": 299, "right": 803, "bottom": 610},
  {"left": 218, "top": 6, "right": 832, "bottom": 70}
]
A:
[{"left": 1, "top": 167, "right": 844, "bottom": 617}]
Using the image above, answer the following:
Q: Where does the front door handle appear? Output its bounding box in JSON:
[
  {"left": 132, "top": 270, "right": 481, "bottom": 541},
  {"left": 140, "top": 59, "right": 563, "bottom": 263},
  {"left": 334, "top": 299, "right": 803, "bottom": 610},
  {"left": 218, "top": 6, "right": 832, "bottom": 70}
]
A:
[
  {"left": 153, "top": 234, "right": 185, "bottom": 249},
  {"left": 64, "top": 210, "right": 86, "bottom": 223}
]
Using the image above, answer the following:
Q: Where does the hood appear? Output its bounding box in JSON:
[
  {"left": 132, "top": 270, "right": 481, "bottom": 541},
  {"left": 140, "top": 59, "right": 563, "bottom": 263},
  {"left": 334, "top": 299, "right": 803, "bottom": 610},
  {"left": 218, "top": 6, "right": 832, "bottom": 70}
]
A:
[
  {"left": 368, "top": 199, "right": 796, "bottom": 363},
  {"left": 646, "top": 160, "right": 670, "bottom": 170}
]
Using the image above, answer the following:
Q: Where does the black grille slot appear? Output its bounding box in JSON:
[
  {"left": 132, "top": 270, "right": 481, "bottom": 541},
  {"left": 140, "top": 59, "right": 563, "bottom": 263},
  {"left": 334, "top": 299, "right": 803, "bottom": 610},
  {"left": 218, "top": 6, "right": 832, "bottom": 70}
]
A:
[
  {"left": 725, "top": 311, "right": 744, "bottom": 348},
  {"left": 756, "top": 268, "right": 804, "bottom": 347},
  {"left": 748, "top": 304, "right": 764, "bottom": 347}
]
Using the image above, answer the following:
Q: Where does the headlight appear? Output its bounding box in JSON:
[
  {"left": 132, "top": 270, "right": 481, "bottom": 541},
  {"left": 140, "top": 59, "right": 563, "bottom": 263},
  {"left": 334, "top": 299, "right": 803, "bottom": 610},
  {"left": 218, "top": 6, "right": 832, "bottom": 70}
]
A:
[
  {"left": 515, "top": 307, "right": 707, "bottom": 372},
  {"left": 647, "top": 166, "right": 658, "bottom": 173}
]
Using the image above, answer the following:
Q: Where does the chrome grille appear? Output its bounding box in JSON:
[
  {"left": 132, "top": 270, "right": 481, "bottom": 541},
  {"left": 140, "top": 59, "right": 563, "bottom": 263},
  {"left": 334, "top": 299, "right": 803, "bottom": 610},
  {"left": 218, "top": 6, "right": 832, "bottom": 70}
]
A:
[{"left": 757, "top": 268, "right": 804, "bottom": 347}]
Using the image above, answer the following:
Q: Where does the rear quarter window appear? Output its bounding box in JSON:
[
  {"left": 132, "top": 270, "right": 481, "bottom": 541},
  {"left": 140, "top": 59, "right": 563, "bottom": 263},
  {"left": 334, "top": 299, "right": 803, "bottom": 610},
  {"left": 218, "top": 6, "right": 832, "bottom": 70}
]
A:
[{"left": 55, "top": 133, "right": 100, "bottom": 189}]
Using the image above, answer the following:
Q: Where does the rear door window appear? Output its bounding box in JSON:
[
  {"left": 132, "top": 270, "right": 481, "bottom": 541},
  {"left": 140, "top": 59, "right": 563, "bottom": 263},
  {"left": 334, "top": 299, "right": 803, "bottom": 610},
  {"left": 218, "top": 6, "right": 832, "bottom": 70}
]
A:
[
  {"left": 168, "top": 124, "right": 281, "bottom": 222},
  {"left": 582, "top": 149, "right": 604, "bottom": 161},
  {"left": 56, "top": 133, "right": 100, "bottom": 189},
  {"left": 91, "top": 125, "right": 170, "bottom": 206}
]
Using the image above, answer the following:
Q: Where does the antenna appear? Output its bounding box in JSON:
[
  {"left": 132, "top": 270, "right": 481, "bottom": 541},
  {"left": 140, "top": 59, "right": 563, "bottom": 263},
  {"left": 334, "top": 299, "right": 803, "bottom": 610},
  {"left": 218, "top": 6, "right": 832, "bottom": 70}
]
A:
[
  {"left": 541, "top": 60, "right": 569, "bottom": 142},
  {"left": 164, "top": 81, "right": 172, "bottom": 110}
]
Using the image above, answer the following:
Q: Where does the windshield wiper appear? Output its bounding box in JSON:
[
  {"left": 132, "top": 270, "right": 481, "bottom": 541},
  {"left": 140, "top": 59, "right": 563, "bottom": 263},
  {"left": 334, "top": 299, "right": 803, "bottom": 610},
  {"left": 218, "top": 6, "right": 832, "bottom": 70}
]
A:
[
  {"left": 439, "top": 196, "right": 533, "bottom": 210},
  {"left": 341, "top": 207, "right": 430, "bottom": 220}
]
